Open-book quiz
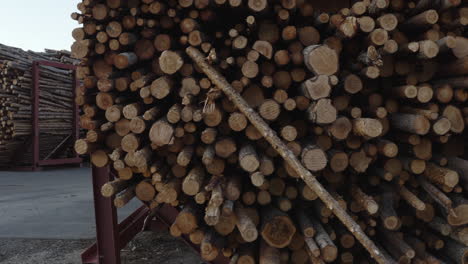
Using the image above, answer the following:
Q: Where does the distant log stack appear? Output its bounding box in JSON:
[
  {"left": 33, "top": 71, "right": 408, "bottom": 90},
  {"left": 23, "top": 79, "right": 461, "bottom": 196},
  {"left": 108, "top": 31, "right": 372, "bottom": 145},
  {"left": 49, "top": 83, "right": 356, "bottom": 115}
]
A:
[
  {"left": 73, "top": 0, "right": 468, "bottom": 263},
  {"left": 0, "top": 44, "right": 78, "bottom": 167}
]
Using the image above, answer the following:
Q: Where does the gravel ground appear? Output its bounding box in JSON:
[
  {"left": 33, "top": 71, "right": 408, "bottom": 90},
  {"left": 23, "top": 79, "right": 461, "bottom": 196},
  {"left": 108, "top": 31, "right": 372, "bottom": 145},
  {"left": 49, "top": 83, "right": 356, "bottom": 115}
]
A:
[{"left": 0, "top": 231, "right": 202, "bottom": 264}]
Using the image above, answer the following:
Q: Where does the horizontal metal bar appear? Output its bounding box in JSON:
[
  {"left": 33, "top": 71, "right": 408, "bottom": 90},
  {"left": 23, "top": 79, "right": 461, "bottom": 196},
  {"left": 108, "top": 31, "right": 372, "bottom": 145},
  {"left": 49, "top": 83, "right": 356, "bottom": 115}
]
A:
[
  {"left": 81, "top": 206, "right": 149, "bottom": 264},
  {"left": 38, "top": 158, "right": 82, "bottom": 166},
  {"left": 81, "top": 244, "right": 98, "bottom": 264},
  {"left": 36, "top": 60, "right": 77, "bottom": 70},
  {"left": 117, "top": 206, "right": 149, "bottom": 250}
]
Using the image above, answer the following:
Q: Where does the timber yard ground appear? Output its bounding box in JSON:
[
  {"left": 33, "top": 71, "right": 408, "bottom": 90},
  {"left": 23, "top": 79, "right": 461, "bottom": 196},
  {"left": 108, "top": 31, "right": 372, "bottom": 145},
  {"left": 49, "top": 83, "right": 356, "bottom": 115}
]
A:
[{"left": 0, "top": 168, "right": 201, "bottom": 263}]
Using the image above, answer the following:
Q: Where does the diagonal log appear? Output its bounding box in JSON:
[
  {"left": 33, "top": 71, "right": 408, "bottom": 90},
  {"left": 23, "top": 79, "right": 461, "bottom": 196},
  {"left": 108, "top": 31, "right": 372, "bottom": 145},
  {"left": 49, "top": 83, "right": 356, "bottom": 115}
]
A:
[{"left": 186, "top": 46, "right": 389, "bottom": 264}]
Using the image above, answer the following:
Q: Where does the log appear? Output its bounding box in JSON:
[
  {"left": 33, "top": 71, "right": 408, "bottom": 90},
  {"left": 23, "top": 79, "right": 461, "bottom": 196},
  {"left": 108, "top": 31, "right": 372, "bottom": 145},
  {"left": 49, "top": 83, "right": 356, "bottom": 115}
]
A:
[
  {"left": 353, "top": 118, "right": 383, "bottom": 138},
  {"left": 175, "top": 203, "right": 199, "bottom": 234},
  {"left": 295, "top": 208, "right": 315, "bottom": 238},
  {"left": 187, "top": 46, "right": 389, "bottom": 263},
  {"left": 260, "top": 240, "right": 280, "bottom": 264},
  {"left": 149, "top": 118, "right": 174, "bottom": 146},
  {"left": 261, "top": 206, "right": 296, "bottom": 248},
  {"left": 301, "top": 144, "right": 327, "bottom": 172},
  {"left": 390, "top": 113, "right": 430, "bottom": 135},
  {"left": 235, "top": 206, "right": 258, "bottom": 243},
  {"left": 101, "top": 179, "right": 130, "bottom": 197},
  {"left": 303, "top": 45, "right": 339, "bottom": 76},
  {"left": 423, "top": 162, "right": 459, "bottom": 189},
  {"left": 310, "top": 215, "right": 337, "bottom": 262},
  {"left": 447, "top": 194, "right": 468, "bottom": 227},
  {"left": 70, "top": 3, "right": 468, "bottom": 263},
  {"left": 182, "top": 166, "right": 205, "bottom": 196},
  {"left": 159, "top": 50, "right": 183, "bottom": 74}
]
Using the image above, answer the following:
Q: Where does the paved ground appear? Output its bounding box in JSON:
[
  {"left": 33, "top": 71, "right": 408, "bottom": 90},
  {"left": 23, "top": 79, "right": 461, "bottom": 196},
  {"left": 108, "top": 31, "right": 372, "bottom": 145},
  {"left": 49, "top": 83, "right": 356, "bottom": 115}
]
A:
[
  {"left": 0, "top": 167, "right": 201, "bottom": 263},
  {"left": 0, "top": 237, "right": 92, "bottom": 264},
  {"left": 0, "top": 167, "right": 140, "bottom": 239}
]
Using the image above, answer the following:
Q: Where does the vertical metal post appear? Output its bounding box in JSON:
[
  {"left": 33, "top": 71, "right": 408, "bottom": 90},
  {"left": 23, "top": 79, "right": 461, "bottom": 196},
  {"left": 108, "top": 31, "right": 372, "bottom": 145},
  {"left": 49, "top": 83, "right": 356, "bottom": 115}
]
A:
[
  {"left": 30, "top": 61, "right": 82, "bottom": 168},
  {"left": 83, "top": 166, "right": 230, "bottom": 264},
  {"left": 32, "top": 62, "right": 40, "bottom": 171},
  {"left": 92, "top": 165, "right": 121, "bottom": 264},
  {"left": 73, "top": 68, "right": 80, "bottom": 156}
]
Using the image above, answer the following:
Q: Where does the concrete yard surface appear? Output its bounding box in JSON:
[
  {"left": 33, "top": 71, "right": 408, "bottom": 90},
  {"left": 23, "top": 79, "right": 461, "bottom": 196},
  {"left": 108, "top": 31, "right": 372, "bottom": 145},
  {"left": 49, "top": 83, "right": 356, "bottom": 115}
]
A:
[
  {"left": 0, "top": 167, "right": 201, "bottom": 263},
  {"left": 0, "top": 238, "right": 92, "bottom": 264},
  {"left": 0, "top": 167, "right": 140, "bottom": 239}
]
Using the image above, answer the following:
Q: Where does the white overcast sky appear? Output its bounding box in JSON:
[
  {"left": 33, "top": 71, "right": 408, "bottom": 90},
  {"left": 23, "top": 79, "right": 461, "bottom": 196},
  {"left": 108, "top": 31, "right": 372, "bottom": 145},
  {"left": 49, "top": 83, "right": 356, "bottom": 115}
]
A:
[{"left": 0, "top": 0, "right": 81, "bottom": 52}]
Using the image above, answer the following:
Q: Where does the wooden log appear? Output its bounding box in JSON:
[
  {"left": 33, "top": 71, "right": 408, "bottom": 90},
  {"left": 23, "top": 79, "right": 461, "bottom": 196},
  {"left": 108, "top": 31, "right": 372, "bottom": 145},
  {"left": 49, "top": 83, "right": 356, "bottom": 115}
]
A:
[
  {"left": 114, "top": 52, "right": 138, "bottom": 69},
  {"left": 253, "top": 40, "right": 273, "bottom": 59},
  {"left": 215, "top": 137, "right": 237, "bottom": 159},
  {"left": 309, "top": 215, "right": 337, "bottom": 262},
  {"left": 400, "top": 10, "right": 439, "bottom": 31},
  {"left": 177, "top": 145, "right": 194, "bottom": 166},
  {"left": 442, "top": 238, "right": 468, "bottom": 264},
  {"left": 295, "top": 208, "right": 315, "bottom": 238},
  {"left": 368, "top": 28, "right": 388, "bottom": 46},
  {"left": 260, "top": 206, "right": 296, "bottom": 248},
  {"left": 306, "top": 99, "right": 337, "bottom": 125},
  {"left": 204, "top": 181, "right": 223, "bottom": 222},
  {"left": 135, "top": 179, "right": 155, "bottom": 202},
  {"left": 351, "top": 185, "right": 379, "bottom": 215},
  {"left": 447, "top": 194, "right": 468, "bottom": 227},
  {"left": 159, "top": 50, "right": 183, "bottom": 74},
  {"left": 353, "top": 118, "right": 383, "bottom": 138},
  {"left": 399, "top": 186, "right": 425, "bottom": 211},
  {"left": 303, "top": 45, "right": 339, "bottom": 76},
  {"left": 418, "top": 177, "right": 454, "bottom": 215},
  {"left": 301, "top": 144, "right": 327, "bottom": 172},
  {"left": 381, "top": 229, "right": 415, "bottom": 260},
  {"left": 442, "top": 105, "right": 465, "bottom": 134},
  {"left": 377, "top": 14, "right": 398, "bottom": 31},
  {"left": 150, "top": 76, "right": 173, "bottom": 99},
  {"left": 182, "top": 166, "right": 205, "bottom": 196},
  {"left": 235, "top": 206, "right": 258, "bottom": 243},
  {"left": 300, "top": 75, "right": 332, "bottom": 100},
  {"left": 101, "top": 179, "right": 130, "bottom": 197},
  {"left": 390, "top": 113, "right": 430, "bottom": 135},
  {"left": 260, "top": 240, "right": 280, "bottom": 264},
  {"left": 149, "top": 118, "right": 174, "bottom": 146},
  {"left": 201, "top": 229, "right": 222, "bottom": 261},
  {"left": 259, "top": 99, "right": 280, "bottom": 121},
  {"left": 423, "top": 162, "right": 459, "bottom": 189},
  {"left": 114, "top": 185, "right": 136, "bottom": 208},
  {"left": 187, "top": 47, "right": 390, "bottom": 263},
  {"left": 327, "top": 117, "right": 352, "bottom": 141},
  {"left": 91, "top": 150, "right": 109, "bottom": 168}
]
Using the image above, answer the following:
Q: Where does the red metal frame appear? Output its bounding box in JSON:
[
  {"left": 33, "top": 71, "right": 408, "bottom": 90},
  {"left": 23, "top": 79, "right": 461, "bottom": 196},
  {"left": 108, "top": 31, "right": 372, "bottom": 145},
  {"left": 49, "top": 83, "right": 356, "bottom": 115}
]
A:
[
  {"left": 13, "top": 61, "right": 82, "bottom": 170},
  {"left": 82, "top": 165, "right": 229, "bottom": 264}
]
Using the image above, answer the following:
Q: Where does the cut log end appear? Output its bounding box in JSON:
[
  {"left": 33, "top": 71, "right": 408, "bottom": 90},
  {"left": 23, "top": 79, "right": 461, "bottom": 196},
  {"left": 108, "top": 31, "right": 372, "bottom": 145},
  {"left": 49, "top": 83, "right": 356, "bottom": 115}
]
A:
[
  {"left": 303, "top": 45, "right": 339, "bottom": 76},
  {"left": 261, "top": 214, "right": 296, "bottom": 248},
  {"left": 353, "top": 118, "right": 383, "bottom": 138},
  {"left": 301, "top": 145, "right": 327, "bottom": 172},
  {"left": 159, "top": 50, "right": 183, "bottom": 74}
]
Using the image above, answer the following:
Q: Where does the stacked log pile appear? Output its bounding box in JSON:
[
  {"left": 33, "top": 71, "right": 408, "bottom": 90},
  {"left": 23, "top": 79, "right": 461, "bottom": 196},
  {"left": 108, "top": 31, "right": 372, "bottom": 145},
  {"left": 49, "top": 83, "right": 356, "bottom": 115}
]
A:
[
  {"left": 72, "top": 0, "right": 468, "bottom": 263},
  {"left": 0, "top": 44, "right": 78, "bottom": 166}
]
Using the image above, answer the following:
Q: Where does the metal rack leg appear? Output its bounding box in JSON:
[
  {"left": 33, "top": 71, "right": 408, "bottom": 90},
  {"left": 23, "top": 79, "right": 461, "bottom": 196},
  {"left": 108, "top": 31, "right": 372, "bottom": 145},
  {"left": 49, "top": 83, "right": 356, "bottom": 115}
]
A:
[
  {"left": 81, "top": 165, "right": 229, "bottom": 264},
  {"left": 82, "top": 166, "right": 120, "bottom": 264}
]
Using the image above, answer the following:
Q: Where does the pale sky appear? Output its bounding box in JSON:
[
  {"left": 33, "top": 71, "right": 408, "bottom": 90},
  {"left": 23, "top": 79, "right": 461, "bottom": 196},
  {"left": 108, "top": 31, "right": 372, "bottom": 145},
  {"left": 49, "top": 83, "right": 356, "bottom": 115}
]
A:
[{"left": 0, "top": 0, "right": 81, "bottom": 52}]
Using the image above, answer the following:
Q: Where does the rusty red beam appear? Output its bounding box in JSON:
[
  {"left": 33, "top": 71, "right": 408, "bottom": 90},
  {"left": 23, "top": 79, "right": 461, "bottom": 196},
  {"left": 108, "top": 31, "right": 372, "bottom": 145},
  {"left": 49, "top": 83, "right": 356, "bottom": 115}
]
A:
[
  {"left": 26, "top": 60, "right": 82, "bottom": 170},
  {"left": 82, "top": 165, "right": 230, "bottom": 264}
]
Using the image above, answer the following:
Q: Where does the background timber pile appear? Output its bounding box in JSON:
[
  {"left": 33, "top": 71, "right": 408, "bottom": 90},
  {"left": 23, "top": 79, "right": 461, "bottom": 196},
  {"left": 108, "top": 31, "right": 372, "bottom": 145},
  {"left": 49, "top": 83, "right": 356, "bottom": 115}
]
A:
[{"left": 0, "top": 44, "right": 78, "bottom": 167}]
